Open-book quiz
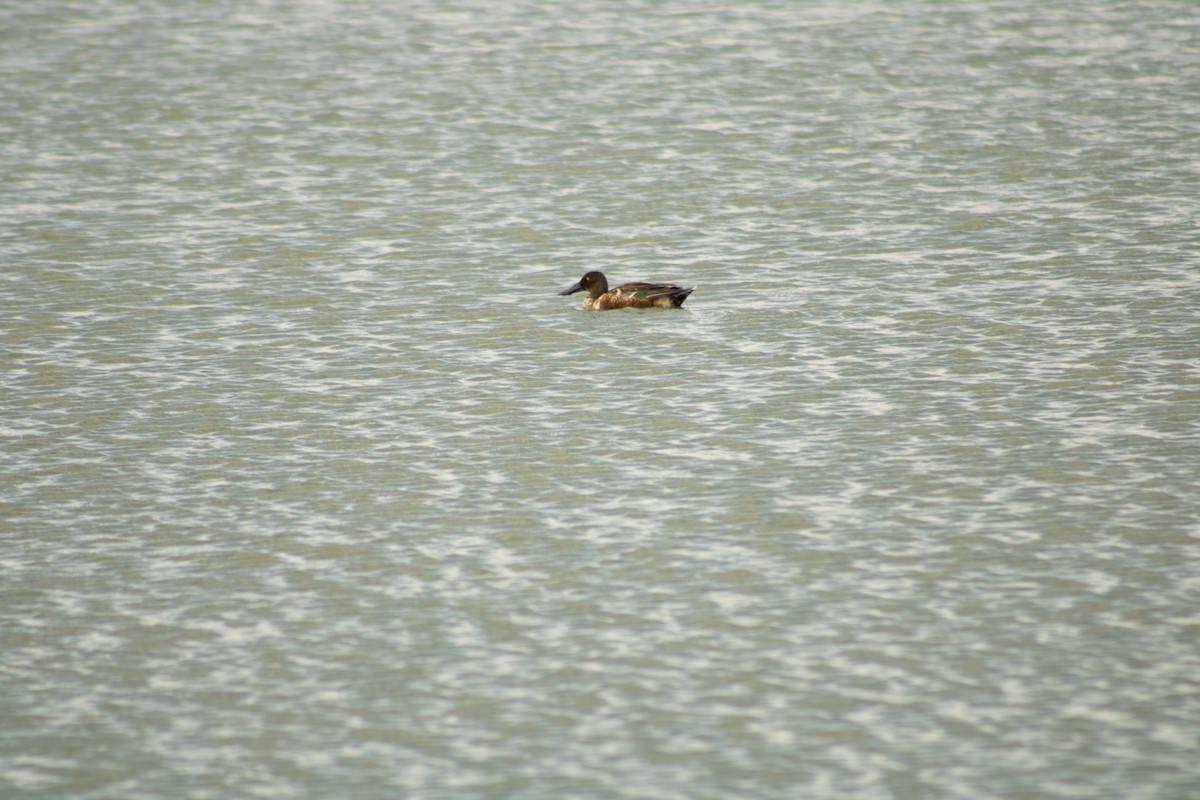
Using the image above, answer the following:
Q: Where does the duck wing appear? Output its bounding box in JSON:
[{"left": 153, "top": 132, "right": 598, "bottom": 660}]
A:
[{"left": 613, "top": 281, "right": 693, "bottom": 300}]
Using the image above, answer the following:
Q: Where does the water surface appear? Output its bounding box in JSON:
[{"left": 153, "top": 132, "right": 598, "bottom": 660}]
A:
[{"left": 3, "top": 1, "right": 1199, "bottom": 798}]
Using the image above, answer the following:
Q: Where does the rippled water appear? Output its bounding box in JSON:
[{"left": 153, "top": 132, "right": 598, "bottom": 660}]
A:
[{"left": 3, "top": 1, "right": 1199, "bottom": 798}]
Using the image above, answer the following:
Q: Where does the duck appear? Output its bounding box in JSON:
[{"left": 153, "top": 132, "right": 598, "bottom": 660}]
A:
[{"left": 559, "top": 271, "right": 694, "bottom": 310}]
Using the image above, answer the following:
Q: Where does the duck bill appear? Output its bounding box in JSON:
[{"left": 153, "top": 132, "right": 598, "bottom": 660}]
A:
[{"left": 559, "top": 280, "right": 584, "bottom": 296}]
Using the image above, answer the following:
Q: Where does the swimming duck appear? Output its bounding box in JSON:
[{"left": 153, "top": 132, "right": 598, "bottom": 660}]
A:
[{"left": 559, "top": 271, "right": 694, "bottom": 310}]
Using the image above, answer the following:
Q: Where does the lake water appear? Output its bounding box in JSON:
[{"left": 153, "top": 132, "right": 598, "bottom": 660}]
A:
[{"left": 3, "top": 1, "right": 1199, "bottom": 798}]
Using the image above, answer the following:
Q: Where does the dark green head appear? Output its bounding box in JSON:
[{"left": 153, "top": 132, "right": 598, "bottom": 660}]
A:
[{"left": 559, "top": 271, "right": 609, "bottom": 299}]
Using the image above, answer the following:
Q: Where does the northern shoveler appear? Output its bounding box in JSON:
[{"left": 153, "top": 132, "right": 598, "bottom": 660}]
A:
[{"left": 559, "top": 271, "right": 694, "bottom": 310}]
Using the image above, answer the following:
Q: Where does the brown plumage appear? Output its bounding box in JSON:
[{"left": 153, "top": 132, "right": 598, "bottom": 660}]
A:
[{"left": 559, "top": 271, "right": 694, "bottom": 310}]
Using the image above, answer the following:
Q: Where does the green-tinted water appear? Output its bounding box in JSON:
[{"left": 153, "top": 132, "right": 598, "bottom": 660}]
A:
[{"left": 3, "top": 1, "right": 1199, "bottom": 797}]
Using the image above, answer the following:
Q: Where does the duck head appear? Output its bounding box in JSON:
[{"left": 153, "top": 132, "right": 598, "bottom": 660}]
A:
[{"left": 559, "top": 271, "right": 609, "bottom": 299}]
